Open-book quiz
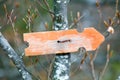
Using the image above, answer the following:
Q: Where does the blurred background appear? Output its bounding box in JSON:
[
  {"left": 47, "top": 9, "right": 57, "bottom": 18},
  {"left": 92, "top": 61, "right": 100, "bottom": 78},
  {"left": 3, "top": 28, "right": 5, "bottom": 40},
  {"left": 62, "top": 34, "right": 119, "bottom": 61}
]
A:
[{"left": 0, "top": 0, "right": 120, "bottom": 80}]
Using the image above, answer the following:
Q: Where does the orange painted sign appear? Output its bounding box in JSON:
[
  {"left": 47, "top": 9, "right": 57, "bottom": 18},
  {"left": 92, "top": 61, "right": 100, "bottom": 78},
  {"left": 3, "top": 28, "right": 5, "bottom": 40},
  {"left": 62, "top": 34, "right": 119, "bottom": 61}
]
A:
[{"left": 23, "top": 27, "right": 104, "bottom": 56}]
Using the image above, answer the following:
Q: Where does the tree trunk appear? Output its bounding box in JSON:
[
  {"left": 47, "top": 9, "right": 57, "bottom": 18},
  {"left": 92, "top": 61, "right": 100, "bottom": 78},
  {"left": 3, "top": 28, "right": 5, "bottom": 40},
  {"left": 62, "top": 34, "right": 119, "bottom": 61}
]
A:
[{"left": 51, "top": 0, "right": 70, "bottom": 80}]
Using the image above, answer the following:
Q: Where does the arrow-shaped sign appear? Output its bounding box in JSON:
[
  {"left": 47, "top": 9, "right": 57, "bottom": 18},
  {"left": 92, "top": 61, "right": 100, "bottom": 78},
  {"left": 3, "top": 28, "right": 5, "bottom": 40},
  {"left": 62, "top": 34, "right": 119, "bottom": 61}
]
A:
[{"left": 23, "top": 27, "right": 105, "bottom": 56}]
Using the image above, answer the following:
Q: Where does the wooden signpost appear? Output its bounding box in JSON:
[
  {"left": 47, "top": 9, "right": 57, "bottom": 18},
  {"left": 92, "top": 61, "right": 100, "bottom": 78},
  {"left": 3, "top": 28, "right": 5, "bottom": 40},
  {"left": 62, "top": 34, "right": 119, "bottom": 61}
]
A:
[{"left": 23, "top": 27, "right": 105, "bottom": 56}]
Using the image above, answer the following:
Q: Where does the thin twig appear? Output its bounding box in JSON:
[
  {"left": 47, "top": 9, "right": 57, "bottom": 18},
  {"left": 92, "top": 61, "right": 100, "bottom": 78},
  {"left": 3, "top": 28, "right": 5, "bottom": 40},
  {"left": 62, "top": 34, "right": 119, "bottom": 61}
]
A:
[
  {"left": 98, "top": 26, "right": 114, "bottom": 80},
  {"left": 43, "top": 0, "right": 54, "bottom": 19},
  {"left": 3, "top": 5, "right": 16, "bottom": 34},
  {"left": 69, "top": 14, "right": 85, "bottom": 29},
  {"left": 96, "top": 0, "right": 104, "bottom": 30},
  {"left": 89, "top": 49, "right": 101, "bottom": 80},
  {"left": 90, "top": 26, "right": 114, "bottom": 80},
  {"left": 7, "top": 9, "right": 16, "bottom": 34},
  {"left": 90, "top": 58, "right": 96, "bottom": 80},
  {"left": 37, "top": 0, "right": 54, "bottom": 15},
  {"left": 48, "top": 56, "right": 55, "bottom": 80},
  {"left": 98, "top": 50, "right": 110, "bottom": 80},
  {"left": 93, "top": 48, "right": 99, "bottom": 61},
  {"left": 115, "top": 0, "right": 119, "bottom": 17},
  {"left": 96, "top": 0, "right": 103, "bottom": 20},
  {"left": 88, "top": 46, "right": 100, "bottom": 80},
  {"left": 0, "top": 32, "right": 32, "bottom": 80}
]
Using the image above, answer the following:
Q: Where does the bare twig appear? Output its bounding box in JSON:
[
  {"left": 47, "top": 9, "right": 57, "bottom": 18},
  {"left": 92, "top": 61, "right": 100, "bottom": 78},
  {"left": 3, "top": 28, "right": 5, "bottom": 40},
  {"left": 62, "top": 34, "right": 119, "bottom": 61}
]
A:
[
  {"left": 0, "top": 32, "right": 32, "bottom": 80},
  {"left": 89, "top": 53, "right": 97, "bottom": 80},
  {"left": 23, "top": 8, "right": 38, "bottom": 32},
  {"left": 70, "top": 11, "right": 74, "bottom": 22},
  {"left": 7, "top": 9, "right": 16, "bottom": 33},
  {"left": 96, "top": 0, "right": 104, "bottom": 30},
  {"left": 115, "top": 0, "right": 119, "bottom": 18},
  {"left": 69, "top": 12, "right": 85, "bottom": 29},
  {"left": 100, "top": 55, "right": 109, "bottom": 77},
  {"left": 43, "top": 0, "right": 54, "bottom": 18},
  {"left": 3, "top": 4, "right": 16, "bottom": 34},
  {"left": 37, "top": 0, "right": 54, "bottom": 15},
  {"left": 90, "top": 59, "right": 96, "bottom": 80},
  {"left": 98, "top": 44, "right": 111, "bottom": 80},
  {"left": 96, "top": 0, "right": 103, "bottom": 20},
  {"left": 79, "top": 47, "right": 88, "bottom": 64},
  {"left": 37, "top": 0, "right": 54, "bottom": 19},
  {"left": 37, "top": 0, "right": 54, "bottom": 31},
  {"left": 89, "top": 26, "right": 114, "bottom": 80}
]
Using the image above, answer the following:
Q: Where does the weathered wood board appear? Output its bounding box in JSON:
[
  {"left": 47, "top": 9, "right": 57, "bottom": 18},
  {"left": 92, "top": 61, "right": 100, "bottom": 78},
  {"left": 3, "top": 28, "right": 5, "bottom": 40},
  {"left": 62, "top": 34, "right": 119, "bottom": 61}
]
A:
[{"left": 23, "top": 27, "right": 105, "bottom": 56}]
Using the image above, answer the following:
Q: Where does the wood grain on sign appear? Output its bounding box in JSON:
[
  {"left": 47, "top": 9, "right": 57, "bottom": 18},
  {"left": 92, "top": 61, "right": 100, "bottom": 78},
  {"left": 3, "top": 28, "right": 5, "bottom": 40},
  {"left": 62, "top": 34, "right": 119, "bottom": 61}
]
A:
[{"left": 23, "top": 27, "right": 105, "bottom": 56}]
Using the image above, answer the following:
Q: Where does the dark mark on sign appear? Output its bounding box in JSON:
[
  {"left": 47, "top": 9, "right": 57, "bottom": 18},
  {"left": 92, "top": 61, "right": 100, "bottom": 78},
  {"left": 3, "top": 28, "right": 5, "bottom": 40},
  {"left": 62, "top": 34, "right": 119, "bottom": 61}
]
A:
[{"left": 57, "top": 39, "right": 71, "bottom": 43}]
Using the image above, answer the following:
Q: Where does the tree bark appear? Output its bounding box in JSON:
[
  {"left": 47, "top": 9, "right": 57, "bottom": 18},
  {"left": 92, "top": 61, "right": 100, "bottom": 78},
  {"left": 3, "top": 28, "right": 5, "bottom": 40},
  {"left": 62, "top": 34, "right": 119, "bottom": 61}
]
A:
[
  {"left": 0, "top": 32, "right": 32, "bottom": 80},
  {"left": 51, "top": 0, "right": 70, "bottom": 80}
]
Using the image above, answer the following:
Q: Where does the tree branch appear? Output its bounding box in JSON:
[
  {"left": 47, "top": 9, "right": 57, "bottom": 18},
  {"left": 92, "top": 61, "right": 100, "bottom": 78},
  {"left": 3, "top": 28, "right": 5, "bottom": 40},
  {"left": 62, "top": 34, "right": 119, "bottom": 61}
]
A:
[{"left": 0, "top": 32, "right": 32, "bottom": 80}]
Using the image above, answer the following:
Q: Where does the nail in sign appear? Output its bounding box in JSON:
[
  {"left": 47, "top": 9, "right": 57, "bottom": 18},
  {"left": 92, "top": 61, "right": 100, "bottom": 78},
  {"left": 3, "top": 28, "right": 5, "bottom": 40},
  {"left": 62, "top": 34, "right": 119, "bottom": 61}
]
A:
[{"left": 23, "top": 27, "right": 104, "bottom": 56}]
